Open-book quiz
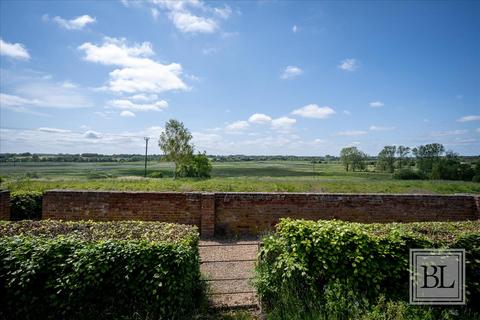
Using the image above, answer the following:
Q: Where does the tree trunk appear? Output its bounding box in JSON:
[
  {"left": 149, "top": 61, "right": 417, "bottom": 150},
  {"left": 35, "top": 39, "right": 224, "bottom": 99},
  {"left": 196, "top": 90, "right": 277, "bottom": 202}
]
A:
[{"left": 174, "top": 162, "right": 177, "bottom": 179}]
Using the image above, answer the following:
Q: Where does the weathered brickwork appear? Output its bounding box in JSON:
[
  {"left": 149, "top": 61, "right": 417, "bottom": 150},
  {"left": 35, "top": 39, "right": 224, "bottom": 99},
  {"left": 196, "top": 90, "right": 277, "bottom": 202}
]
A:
[
  {"left": 0, "top": 190, "right": 10, "bottom": 220},
  {"left": 43, "top": 190, "right": 202, "bottom": 226},
  {"left": 40, "top": 190, "right": 479, "bottom": 236},
  {"left": 214, "top": 193, "right": 480, "bottom": 235}
]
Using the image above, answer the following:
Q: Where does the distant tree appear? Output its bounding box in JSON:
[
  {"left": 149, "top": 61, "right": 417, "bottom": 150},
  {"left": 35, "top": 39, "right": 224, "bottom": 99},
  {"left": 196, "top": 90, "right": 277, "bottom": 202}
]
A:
[
  {"left": 340, "top": 147, "right": 367, "bottom": 172},
  {"left": 412, "top": 143, "right": 445, "bottom": 175},
  {"left": 377, "top": 146, "right": 397, "bottom": 173},
  {"left": 396, "top": 146, "right": 410, "bottom": 169},
  {"left": 177, "top": 152, "right": 212, "bottom": 178},
  {"left": 158, "top": 119, "right": 194, "bottom": 179}
]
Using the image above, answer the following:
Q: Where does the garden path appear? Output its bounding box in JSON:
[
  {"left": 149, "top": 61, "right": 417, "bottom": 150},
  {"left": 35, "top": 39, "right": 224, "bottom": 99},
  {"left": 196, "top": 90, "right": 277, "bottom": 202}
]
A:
[{"left": 199, "top": 239, "right": 260, "bottom": 309}]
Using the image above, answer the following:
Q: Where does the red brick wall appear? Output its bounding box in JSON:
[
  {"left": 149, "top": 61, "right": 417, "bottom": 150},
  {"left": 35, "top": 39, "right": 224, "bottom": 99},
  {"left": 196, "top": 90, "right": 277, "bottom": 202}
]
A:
[
  {"left": 40, "top": 190, "right": 479, "bottom": 236},
  {"left": 0, "top": 190, "right": 10, "bottom": 220},
  {"left": 42, "top": 190, "right": 202, "bottom": 226},
  {"left": 214, "top": 193, "right": 479, "bottom": 235}
]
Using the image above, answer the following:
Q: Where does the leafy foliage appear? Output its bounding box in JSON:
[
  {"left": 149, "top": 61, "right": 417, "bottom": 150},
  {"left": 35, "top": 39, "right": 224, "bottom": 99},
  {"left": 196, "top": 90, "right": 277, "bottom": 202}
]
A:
[
  {"left": 158, "top": 119, "right": 194, "bottom": 179},
  {"left": 0, "top": 221, "right": 202, "bottom": 320},
  {"left": 393, "top": 168, "right": 426, "bottom": 180},
  {"left": 177, "top": 152, "right": 213, "bottom": 178},
  {"left": 340, "top": 147, "right": 367, "bottom": 172},
  {"left": 10, "top": 191, "right": 43, "bottom": 220},
  {"left": 255, "top": 219, "right": 480, "bottom": 317}
]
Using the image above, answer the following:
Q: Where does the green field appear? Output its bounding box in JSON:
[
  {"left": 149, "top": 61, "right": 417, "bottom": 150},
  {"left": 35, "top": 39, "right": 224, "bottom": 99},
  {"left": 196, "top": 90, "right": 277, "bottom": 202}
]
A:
[{"left": 1, "top": 160, "right": 479, "bottom": 194}]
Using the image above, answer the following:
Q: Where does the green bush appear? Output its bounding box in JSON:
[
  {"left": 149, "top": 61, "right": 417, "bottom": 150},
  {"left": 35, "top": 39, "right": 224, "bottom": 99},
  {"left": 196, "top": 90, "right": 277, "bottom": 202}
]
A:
[
  {"left": 177, "top": 153, "right": 212, "bottom": 178},
  {"left": 393, "top": 168, "right": 426, "bottom": 180},
  {"left": 10, "top": 191, "right": 43, "bottom": 220},
  {"left": 0, "top": 221, "right": 203, "bottom": 320},
  {"left": 255, "top": 219, "right": 480, "bottom": 318},
  {"left": 148, "top": 171, "right": 164, "bottom": 178}
]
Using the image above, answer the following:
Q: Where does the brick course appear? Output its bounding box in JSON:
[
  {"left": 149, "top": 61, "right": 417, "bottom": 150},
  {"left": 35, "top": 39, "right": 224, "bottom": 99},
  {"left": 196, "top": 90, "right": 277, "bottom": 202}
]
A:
[
  {"left": 40, "top": 190, "right": 479, "bottom": 236},
  {"left": 0, "top": 190, "right": 10, "bottom": 220}
]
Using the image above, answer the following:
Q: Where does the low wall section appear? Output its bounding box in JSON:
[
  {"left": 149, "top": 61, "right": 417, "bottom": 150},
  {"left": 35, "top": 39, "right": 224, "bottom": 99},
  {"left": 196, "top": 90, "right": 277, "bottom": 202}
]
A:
[
  {"left": 0, "top": 190, "right": 10, "bottom": 220},
  {"left": 40, "top": 190, "right": 480, "bottom": 236}
]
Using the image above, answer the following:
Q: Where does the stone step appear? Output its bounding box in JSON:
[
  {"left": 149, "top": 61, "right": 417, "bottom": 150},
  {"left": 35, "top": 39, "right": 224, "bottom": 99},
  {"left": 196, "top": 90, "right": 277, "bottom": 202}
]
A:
[{"left": 209, "top": 292, "right": 258, "bottom": 309}]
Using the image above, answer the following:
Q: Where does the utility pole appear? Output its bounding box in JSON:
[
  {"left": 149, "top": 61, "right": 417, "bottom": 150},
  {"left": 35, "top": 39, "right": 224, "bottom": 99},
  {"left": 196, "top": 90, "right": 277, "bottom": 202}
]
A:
[{"left": 144, "top": 137, "right": 150, "bottom": 178}]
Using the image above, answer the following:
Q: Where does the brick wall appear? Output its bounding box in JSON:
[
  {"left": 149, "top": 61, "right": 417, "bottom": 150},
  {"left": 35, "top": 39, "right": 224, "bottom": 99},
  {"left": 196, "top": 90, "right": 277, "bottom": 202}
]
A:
[
  {"left": 213, "top": 193, "right": 480, "bottom": 235},
  {"left": 40, "top": 190, "right": 479, "bottom": 236},
  {"left": 42, "top": 190, "right": 203, "bottom": 226},
  {"left": 0, "top": 190, "right": 10, "bottom": 220}
]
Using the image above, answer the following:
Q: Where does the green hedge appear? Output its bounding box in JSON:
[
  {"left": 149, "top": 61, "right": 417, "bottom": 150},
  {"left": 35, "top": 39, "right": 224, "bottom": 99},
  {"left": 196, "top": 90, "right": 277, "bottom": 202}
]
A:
[
  {"left": 0, "top": 220, "right": 203, "bottom": 320},
  {"left": 10, "top": 191, "right": 43, "bottom": 220},
  {"left": 255, "top": 219, "right": 480, "bottom": 318}
]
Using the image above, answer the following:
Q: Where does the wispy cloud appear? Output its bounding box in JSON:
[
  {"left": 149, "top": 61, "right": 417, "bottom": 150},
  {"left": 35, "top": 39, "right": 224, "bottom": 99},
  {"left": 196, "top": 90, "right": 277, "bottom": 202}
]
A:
[
  {"left": 338, "top": 58, "right": 358, "bottom": 71},
  {"left": 0, "top": 39, "right": 30, "bottom": 60},
  {"left": 457, "top": 115, "right": 480, "bottom": 122},
  {"left": 292, "top": 25, "right": 299, "bottom": 33},
  {"left": 337, "top": 130, "right": 367, "bottom": 136},
  {"left": 369, "top": 101, "right": 384, "bottom": 108},
  {"left": 225, "top": 120, "right": 250, "bottom": 132},
  {"left": 108, "top": 99, "right": 168, "bottom": 112},
  {"left": 48, "top": 14, "right": 96, "bottom": 30},
  {"left": 369, "top": 125, "right": 396, "bottom": 131},
  {"left": 120, "top": 110, "right": 135, "bottom": 117},
  {"left": 281, "top": 66, "right": 303, "bottom": 79},
  {"left": 271, "top": 116, "right": 296, "bottom": 131},
  {"left": 292, "top": 104, "right": 335, "bottom": 119}
]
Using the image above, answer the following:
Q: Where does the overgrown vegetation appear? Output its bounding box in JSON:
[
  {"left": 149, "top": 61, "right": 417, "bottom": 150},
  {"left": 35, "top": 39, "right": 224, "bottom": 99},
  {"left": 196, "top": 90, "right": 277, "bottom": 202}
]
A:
[
  {"left": 0, "top": 220, "right": 203, "bottom": 320},
  {"left": 9, "top": 191, "right": 42, "bottom": 220},
  {"left": 255, "top": 219, "right": 480, "bottom": 320}
]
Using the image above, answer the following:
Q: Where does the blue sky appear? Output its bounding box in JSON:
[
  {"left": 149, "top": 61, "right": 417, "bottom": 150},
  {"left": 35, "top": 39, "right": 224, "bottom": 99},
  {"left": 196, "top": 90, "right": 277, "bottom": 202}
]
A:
[{"left": 1, "top": 0, "right": 479, "bottom": 155}]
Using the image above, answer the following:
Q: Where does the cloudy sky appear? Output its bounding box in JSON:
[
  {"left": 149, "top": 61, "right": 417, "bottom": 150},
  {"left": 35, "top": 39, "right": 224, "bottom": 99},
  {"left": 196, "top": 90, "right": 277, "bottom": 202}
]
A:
[{"left": 0, "top": 1, "right": 479, "bottom": 155}]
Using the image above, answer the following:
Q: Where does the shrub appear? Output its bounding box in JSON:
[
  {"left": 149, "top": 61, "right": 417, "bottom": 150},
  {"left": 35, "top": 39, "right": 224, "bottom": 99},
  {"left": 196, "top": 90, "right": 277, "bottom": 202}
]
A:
[
  {"left": 177, "top": 153, "right": 212, "bottom": 178},
  {"left": 10, "top": 191, "right": 43, "bottom": 220},
  {"left": 0, "top": 221, "right": 203, "bottom": 320},
  {"left": 393, "top": 168, "right": 425, "bottom": 180},
  {"left": 255, "top": 219, "right": 480, "bottom": 317},
  {"left": 148, "top": 171, "right": 164, "bottom": 178}
]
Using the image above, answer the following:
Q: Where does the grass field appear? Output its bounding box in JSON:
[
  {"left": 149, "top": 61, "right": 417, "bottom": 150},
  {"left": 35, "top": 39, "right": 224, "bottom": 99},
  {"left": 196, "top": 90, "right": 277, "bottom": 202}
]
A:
[{"left": 1, "top": 160, "right": 479, "bottom": 194}]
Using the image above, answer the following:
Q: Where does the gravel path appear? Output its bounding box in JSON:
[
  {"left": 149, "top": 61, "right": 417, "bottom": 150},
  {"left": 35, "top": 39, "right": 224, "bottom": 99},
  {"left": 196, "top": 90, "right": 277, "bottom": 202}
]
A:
[{"left": 199, "top": 240, "right": 260, "bottom": 309}]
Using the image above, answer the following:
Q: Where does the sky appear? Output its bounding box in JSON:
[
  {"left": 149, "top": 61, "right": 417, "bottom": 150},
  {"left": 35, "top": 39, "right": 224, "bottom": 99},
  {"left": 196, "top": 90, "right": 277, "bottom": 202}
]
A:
[{"left": 0, "top": 0, "right": 479, "bottom": 156}]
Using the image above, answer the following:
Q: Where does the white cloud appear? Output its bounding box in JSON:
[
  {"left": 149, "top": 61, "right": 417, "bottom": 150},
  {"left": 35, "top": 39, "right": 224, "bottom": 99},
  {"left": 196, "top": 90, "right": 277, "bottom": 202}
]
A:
[
  {"left": 0, "top": 39, "right": 30, "bottom": 60},
  {"left": 213, "top": 5, "right": 232, "bottom": 19},
  {"left": 292, "top": 25, "right": 299, "bottom": 33},
  {"left": 338, "top": 58, "right": 358, "bottom": 71},
  {"left": 343, "top": 110, "right": 351, "bottom": 115},
  {"left": 61, "top": 81, "right": 77, "bottom": 88},
  {"left": 78, "top": 37, "right": 188, "bottom": 94},
  {"left": 292, "top": 104, "right": 336, "bottom": 119},
  {"left": 477, "top": 128, "right": 480, "bottom": 133},
  {"left": 120, "top": 110, "right": 136, "bottom": 117},
  {"left": 281, "top": 66, "right": 303, "bottom": 79},
  {"left": 369, "top": 101, "right": 384, "bottom": 108},
  {"left": 271, "top": 116, "right": 296, "bottom": 131},
  {"left": 108, "top": 99, "right": 168, "bottom": 111},
  {"left": 430, "top": 129, "right": 468, "bottom": 137},
  {"left": 51, "top": 15, "right": 96, "bottom": 30},
  {"left": 169, "top": 11, "right": 217, "bottom": 33},
  {"left": 337, "top": 130, "right": 367, "bottom": 136},
  {"left": 83, "top": 130, "right": 102, "bottom": 139},
  {"left": 149, "top": 0, "right": 233, "bottom": 34},
  {"left": 225, "top": 120, "right": 249, "bottom": 132},
  {"left": 202, "top": 47, "right": 220, "bottom": 55},
  {"left": 457, "top": 115, "right": 480, "bottom": 122},
  {"left": 248, "top": 113, "right": 272, "bottom": 124},
  {"left": 37, "top": 127, "right": 71, "bottom": 133},
  {"left": 369, "top": 125, "right": 396, "bottom": 131},
  {"left": 128, "top": 94, "right": 158, "bottom": 101}
]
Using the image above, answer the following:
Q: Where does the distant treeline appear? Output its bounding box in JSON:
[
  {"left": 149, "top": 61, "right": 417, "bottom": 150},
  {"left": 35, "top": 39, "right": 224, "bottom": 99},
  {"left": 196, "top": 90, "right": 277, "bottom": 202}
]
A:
[{"left": 0, "top": 152, "right": 479, "bottom": 164}]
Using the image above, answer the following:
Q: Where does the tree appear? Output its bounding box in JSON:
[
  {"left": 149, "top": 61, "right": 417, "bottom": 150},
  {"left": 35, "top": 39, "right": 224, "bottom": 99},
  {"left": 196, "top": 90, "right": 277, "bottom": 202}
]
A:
[
  {"left": 158, "top": 119, "right": 194, "bottom": 179},
  {"left": 396, "top": 146, "right": 410, "bottom": 169},
  {"left": 412, "top": 143, "right": 445, "bottom": 175},
  {"left": 377, "top": 146, "right": 396, "bottom": 173},
  {"left": 177, "top": 152, "right": 212, "bottom": 178},
  {"left": 340, "top": 147, "right": 367, "bottom": 172}
]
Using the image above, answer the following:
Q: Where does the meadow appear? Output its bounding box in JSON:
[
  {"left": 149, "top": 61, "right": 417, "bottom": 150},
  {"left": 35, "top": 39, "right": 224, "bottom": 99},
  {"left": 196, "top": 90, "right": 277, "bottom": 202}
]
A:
[{"left": 1, "top": 160, "right": 479, "bottom": 194}]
